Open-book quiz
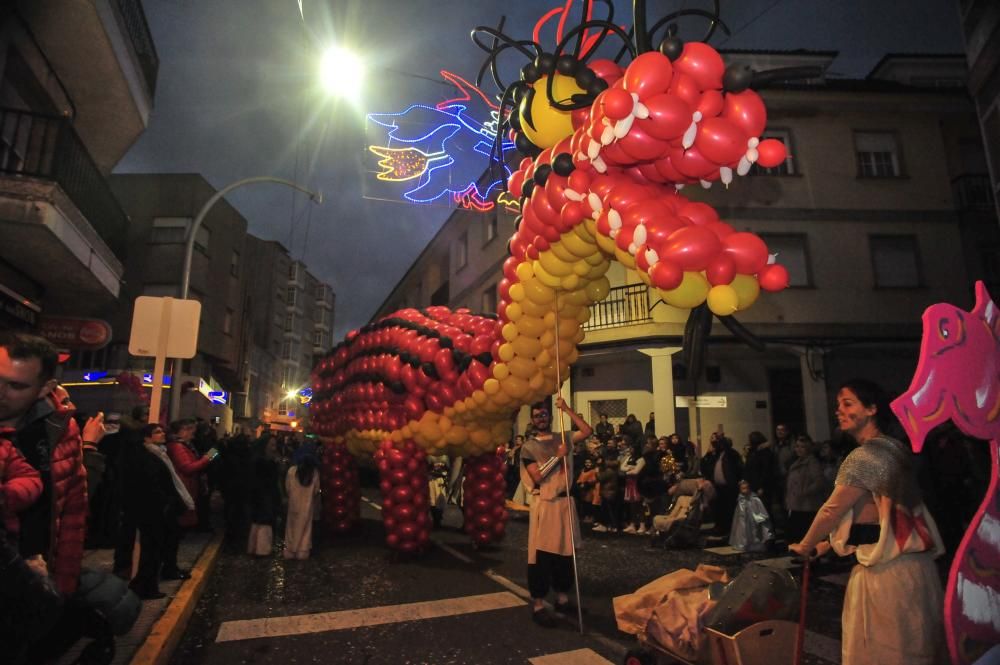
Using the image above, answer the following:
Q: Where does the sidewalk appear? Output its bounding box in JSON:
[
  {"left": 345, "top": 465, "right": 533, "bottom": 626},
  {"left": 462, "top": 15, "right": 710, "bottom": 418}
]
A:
[{"left": 56, "top": 529, "right": 223, "bottom": 665}]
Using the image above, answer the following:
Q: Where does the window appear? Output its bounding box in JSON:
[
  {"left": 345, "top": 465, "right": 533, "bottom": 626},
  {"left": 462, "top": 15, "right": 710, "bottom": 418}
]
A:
[
  {"left": 284, "top": 313, "right": 294, "bottom": 331},
  {"left": 313, "top": 330, "right": 324, "bottom": 347},
  {"left": 315, "top": 284, "right": 326, "bottom": 301},
  {"left": 456, "top": 232, "right": 468, "bottom": 270},
  {"left": 484, "top": 214, "right": 498, "bottom": 245},
  {"left": 151, "top": 217, "right": 210, "bottom": 253},
  {"left": 289, "top": 262, "right": 298, "bottom": 280},
  {"left": 870, "top": 235, "right": 921, "bottom": 287},
  {"left": 481, "top": 283, "right": 498, "bottom": 313},
  {"left": 223, "top": 308, "right": 233, "bottom": 335},
  {"left": 282, "top": 340, "right": 293, "bottom": 360},
  {"left": 759, "top": 234, "right": 812, "bottom": 287},
  {"left": 856, "top": 132, "right": 902, "bottom": 177},
  {"left": 750, "top": 129, "right": 795, "bottom": 176},
  {"left": 286, "top": 286, "right": 297, "bottom": 307},
  {"left": 230, "top": 251, "right": 240, "bottom": 277}
]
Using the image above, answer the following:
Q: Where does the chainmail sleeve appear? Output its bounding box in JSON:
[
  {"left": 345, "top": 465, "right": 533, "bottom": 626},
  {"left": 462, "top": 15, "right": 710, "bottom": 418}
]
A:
[{"left": 834, "top": 436, "right": 920, "bottom": 508}]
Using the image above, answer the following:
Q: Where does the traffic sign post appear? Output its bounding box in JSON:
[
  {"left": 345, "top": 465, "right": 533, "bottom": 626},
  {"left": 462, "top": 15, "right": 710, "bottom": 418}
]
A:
[{"left": 129, "top": 297, "right": 201, "bottom": 423}]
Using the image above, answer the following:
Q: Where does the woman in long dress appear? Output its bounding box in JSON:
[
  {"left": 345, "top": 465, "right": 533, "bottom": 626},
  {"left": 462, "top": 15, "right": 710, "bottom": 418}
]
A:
[
  {"left": 248, "top": 437, "right": 281, "bottom": 556},
  {"left": 789, "top": 379, "right": 945, "bottom": 664},
  {"left": 283, "top": 453, "right": 320, "bottom": 560}
]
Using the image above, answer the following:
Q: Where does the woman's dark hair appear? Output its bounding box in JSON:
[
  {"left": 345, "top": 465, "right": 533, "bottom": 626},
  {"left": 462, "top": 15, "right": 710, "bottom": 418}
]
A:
[
  {"left": 295, "top": 455, "right": 317, "bottom": 487},
  {"left": 140, "top": 423, "right": 162, "bottom": 440},
  {"left": 838, "top": 378, "right": 895, "bottom": 432}
]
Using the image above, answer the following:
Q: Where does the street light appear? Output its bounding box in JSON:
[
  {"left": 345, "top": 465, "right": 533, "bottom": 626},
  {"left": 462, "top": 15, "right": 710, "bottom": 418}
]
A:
[
  {"left": 169, "top": 176, "right": 323, "bottom": 421},
  {"left": 319, "top": 45, "right": 364, "bottom": 98}
]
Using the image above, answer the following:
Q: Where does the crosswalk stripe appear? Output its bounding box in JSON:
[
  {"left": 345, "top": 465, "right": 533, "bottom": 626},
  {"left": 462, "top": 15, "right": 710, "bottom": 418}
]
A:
[
  {"left": 529, "top": 648, "right": 616, "bottom": 664},
  {"left": 215, "top": 591, "right": 526, "bottom": 642}
]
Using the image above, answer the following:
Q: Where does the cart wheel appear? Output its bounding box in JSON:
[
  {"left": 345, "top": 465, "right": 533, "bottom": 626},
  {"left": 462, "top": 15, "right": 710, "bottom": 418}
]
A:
[{"left": 623, "top": 648, "right": 654, "bottom": 665}]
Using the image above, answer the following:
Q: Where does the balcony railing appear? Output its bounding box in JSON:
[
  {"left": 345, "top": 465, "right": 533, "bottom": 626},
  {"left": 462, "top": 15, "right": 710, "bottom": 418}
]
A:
[
  {"left": 114, "top": 0, "right": 160, "bottom": 96},
  {"left": 953, "top": 174, "right": 995, "bottom": 211},
  {"left": 0, "top": 108, "right": 129, "bottom": 260},
  {"left": 584, "top": 283, "right": 652, "bottom": 331}
]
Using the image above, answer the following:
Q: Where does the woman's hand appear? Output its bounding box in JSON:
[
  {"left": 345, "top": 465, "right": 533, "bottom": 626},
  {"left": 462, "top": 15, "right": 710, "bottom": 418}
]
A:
[{"left": 789, "top": 541, "right": 830, "bottom": 558}]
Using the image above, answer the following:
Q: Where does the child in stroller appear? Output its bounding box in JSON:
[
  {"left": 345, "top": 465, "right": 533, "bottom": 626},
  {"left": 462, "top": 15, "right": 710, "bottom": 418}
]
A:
[{"left": 650, "top": 478, "right": 713, "bottom": 548}]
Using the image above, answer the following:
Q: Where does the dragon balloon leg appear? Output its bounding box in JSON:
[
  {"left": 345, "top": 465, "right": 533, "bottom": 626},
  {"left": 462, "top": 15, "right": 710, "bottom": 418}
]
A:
[
  {"left": 892, "top": 282, "right": 1000, "bottom": 665},
  {"left": 312, "top": 2, "right": 799, "bottom": 552}
]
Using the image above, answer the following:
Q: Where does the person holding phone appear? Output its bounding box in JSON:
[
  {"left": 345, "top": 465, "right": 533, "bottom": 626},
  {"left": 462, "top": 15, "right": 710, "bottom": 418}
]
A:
[{"left": 165, "top": 419, "right": 215, "bottom": 578}]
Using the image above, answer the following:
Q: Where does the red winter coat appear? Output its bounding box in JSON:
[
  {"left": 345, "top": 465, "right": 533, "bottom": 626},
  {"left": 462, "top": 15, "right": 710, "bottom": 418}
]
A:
[
  {"left": 0, "top": 386, "right": 88, "bottom": 595},
  {"left": 166, "top": 440, "right": 209, "bottom": 527},
  {"left": 0, "top": 436, "right": 42, "bottom": 534}
]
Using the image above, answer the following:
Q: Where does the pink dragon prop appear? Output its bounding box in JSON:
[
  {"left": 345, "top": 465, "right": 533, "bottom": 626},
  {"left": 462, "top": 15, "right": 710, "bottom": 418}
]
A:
[{"left": 892, "top": 281, "right": 1000, "bottom": 665}]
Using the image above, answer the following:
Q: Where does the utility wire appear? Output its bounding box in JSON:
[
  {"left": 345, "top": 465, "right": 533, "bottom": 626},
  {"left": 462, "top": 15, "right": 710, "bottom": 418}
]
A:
[{"left": 714, "top": 0, "right": 787, "bottom": 47}]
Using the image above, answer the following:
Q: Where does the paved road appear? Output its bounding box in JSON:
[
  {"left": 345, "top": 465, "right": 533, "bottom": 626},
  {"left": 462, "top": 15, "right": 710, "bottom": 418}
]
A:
[{"left": 171, "top": 493, "right": 849, "bottom": 664}]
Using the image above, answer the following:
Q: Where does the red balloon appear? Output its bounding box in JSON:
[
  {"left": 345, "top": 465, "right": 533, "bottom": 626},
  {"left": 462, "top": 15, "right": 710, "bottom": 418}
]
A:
[
  {"left": 602, "top": 87, "right": 634, "bottom": 120},
  {"left": 648, "top": 260, "right": 683, "bottom": 290},
  {"left": 706, "top": 255, "right": 737, "bottom": 286},
  {"left": 589, "top": 58, "right": 624, "bottom": 87},
  {"left": 618, "top": 124, "right": 669, "bottom": 162},
  {"left": 677, "top": 201, "right": 719, "bottom": 227},
  {"left": 695, "top": 118, "right": 747, "bottom": 165},
  {"left": 670, "top": 146, "right": 718, "bottom": 180},
  {"left": 723, "top": 232, "right": 769, "bottom": 274},
  {"left": 722, "top": 90, "right": 767, "bottom": 138},
  {"left": 756, "top": 138, "right": 787, "bottom": 168},
  {"left": 758, "top": 264, "right": 790, "bottom": 292},
  {"left": 696, "top": 89, "right": 724, "bottom": 118},
  {"left": 660, "top": 226, "right": 722, "bottom": 271},
  {"left": 673, "top": 42, "right": 725, "bottom": 91},
  {"left": 624, "top": 51, "right": 674, "bottom": 97},
  {"left": 667, "top": 72, "right": 702, "bottom": 109}
]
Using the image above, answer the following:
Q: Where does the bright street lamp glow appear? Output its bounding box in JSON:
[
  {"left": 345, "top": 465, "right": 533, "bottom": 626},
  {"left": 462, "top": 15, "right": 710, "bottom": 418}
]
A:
[
  {"left": 286, "top": 389, "right": 299, "bottom": 400},
  {"left": 319, "top": 46, "right": 364, "bottom": 97}
]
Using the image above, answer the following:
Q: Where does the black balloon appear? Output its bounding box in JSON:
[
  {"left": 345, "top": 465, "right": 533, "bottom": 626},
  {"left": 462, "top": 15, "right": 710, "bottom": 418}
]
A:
[
  {"left": 723, "top": 64, "right": 754, "bottom": 93},
  {"left": 552, "top": 153, "right": 575, "bottom": 176},
  {"left": 534, "top": 52, "right": 556, "bottom": 75},
  {"left": 556, "top": 54, "right": 578, "bottom": 76},
  {"left": 533, "top": 163, "right": 552, "bottom": 187},
  {"left": 658, "top": 36, "right": 684, "bottom": 61}
]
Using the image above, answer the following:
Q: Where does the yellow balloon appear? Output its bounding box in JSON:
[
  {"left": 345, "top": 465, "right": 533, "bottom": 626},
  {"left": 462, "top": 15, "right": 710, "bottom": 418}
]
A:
[
  {"left": 506, "top": 301, "right": 524, "bottom": 322},
  {"left": 561, "top": 231, "right": 595, "bottom": 258},
  {"left": 515, "top": 262, "right": 534, "bottom": 282},
  {"left": 581, "top": 217, "right": 598, "bottom": 238},
  {"left": 528, "top": 371, "right": 546, "bottom": 391},
  {"left": 596, "top": 234, "right": 617, "bottom": 255},
  {"left": 575, "top": 307, "right": 591, "bottom": 323},
  {"left": 483, "top": 377, "right": 501, "bottom": 394},
  {"left": 498, "top": 343, "right": 515, "bottom": 362},
  {"left": 453, "top": 398, "right": 467, "bottom": 414},
  {"left": 549, "top": 241, "right": 577, "bottom": 263},
  {"left": 614, "top": 247, "right": 636, "bottom": 269},
  {"left": 539, "top": 248, "right": 572, "bottom": 276},
  {"left": 509, "top": 356, "right": 536, "bottom": 379},
  {"left": 445, "top": 427, "right": 466, "bottom": 445},
  {"left": 438, "top": 415, "right": 452, "bottom": 432},
  {"left": 731, "top": 274, "right": 761, "bottom": 310},
  {"left": 525, "top": 279, "right": 556, "bottom": 305},
  {"left": 509, "top": 282, "right": 526, "bottom": 302},
  {"left": 536, "top": 349, "right": 552, "bottom": 366},
  {"left": 516, "top": 315, "right": 546, "bottom": 338},
  {"left": 520, "top": 297, "right": 550, "bottom": 318},
  {"left": 421, "top": 420, "right": 441, "bottom": 441},
  {"left": 472, "top": 389, "right": 488, "bottom": 405},
  {"left": 532, "top": 262, "right": 563, "bottom": 289},
  {"left": 470, "top": 428, "right": 490, "bottom": 446},
  {"left": 584, "top": 248, "right": 606, "bottom": 266},
  {"left": 500, "top": 375, "right": 529, "bottom": 399},
  {"left": 543, "top": 311, "right": 557, "bottom": 328},
  {"left": 540, "top": 330, "right": 556, "bottom": 349},
  {"left": 557, "top": 317, "right": 578, "bottom": 339},
  {"left": 637, "top": 269, "right": 652, "bottom": 286},
  {"left": 519, "top": 74, "right": 583, "bottom": 149},
  {"left": 707, "top": 284, "right": 740, "bottom": 316},
  {"left": 585, "top": 276, "right": 611, "bottom": 302},
  {"left": 572, "top": 260, "right": 591, "bottom": 277},
  {"left": 661, "top": 271, "right": 710, "bottom": 309},
  {"left": 511, "top": 334, "right": 543, "bottom": 358},
  {"left": 560, "top": 274, "right": 581, "bottom": 291},
  {"left": 501, "top": 322, "right": 519, "bottom": 342}
]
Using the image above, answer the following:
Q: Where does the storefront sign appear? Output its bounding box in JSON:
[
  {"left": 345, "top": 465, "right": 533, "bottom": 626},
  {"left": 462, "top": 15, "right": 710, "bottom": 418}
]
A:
[
  {"left": 38, "top": 316, "right": 111, "bottom": 350},
  {"left": 0, "top": 286, "right": 40, "bottom": 327},
  {"left": 675, "top": 395, "right": 728, "bottom": 408}
]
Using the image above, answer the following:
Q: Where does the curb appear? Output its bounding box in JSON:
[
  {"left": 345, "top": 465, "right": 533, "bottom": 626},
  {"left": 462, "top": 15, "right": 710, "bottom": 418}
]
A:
[{"left": 129, "top": 531, "right": 225, "bottom": 665}]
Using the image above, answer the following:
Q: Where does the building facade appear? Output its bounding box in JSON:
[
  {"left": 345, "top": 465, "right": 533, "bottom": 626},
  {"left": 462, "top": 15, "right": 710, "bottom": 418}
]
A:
[
  {"left": 0, "top": 1, "right": 157, "bottom": 327},
  {"left": 371, "top": 52, "right": 998, "bottom": 453}
]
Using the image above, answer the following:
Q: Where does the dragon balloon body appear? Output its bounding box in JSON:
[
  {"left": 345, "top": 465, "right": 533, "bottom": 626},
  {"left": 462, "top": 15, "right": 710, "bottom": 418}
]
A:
[{"left": 311, "top": 1, "right": 795, "bottom": 552}]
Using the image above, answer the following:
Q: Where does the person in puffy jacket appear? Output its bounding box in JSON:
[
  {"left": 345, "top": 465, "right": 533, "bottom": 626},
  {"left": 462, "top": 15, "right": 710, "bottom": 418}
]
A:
[
  {"left": 0, "top": 435, "right": 42, "bottom": 538},
  {"left": 0, "top": 331, "right": 104, "bottom": 596}
]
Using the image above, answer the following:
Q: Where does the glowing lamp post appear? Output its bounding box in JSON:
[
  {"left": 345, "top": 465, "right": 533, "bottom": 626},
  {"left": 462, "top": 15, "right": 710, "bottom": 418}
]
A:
[{"left": 319, "top": 45, "right": 365, "bottom": 98}]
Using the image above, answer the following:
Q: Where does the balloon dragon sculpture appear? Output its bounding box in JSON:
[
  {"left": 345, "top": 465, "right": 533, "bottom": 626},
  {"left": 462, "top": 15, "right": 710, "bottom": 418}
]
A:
[
  {"left": 311, "top": 5, "right": 1000, "bottom": 659},
  {"left": 311, "top": 0, "right": 802, "bottom": 551}
]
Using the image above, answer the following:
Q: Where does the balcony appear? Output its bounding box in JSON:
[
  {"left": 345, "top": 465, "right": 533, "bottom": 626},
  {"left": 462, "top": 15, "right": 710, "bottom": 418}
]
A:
[
  {"left": 0, "top": 108, "right": 128, "bottom": 310},
  {"left": 584, "top": 283, "right": 652, "bottom": 331},
  {"left": 17, "top": 0, "right": 159, "bottom": 171},
  {"left": 953, "top": 174, "right": 995, "bottom": 211}
]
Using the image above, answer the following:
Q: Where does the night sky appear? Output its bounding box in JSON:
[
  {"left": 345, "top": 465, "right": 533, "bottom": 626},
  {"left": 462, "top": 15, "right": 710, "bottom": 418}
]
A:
[{"left": 116, "top": 0, "right": 964, "bottom": 339}]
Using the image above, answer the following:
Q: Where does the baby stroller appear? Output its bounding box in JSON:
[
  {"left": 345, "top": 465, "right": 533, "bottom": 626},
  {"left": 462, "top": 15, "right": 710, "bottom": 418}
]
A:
[
  {"left": 621, "top": 563, "right": 801, "bottom": 665},
  {"left": 650, "top": 479, "right": 708, "bottom": 549}
]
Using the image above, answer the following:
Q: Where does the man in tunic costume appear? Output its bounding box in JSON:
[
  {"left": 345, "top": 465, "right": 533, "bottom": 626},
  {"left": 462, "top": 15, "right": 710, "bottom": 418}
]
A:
[{"left": 520, "top": 397, "right": 592, "bottom": 627}]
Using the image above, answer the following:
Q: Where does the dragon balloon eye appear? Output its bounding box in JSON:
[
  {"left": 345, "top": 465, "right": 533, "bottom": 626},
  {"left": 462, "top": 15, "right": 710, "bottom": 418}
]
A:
[{"left": 938, "top": 318, "right": 951, "bottom": 339}]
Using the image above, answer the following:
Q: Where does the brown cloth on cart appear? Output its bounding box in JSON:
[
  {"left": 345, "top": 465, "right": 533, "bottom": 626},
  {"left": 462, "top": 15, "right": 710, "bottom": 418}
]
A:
[{"left": 613, "top": 564, "right": 729, "bottom": 660}]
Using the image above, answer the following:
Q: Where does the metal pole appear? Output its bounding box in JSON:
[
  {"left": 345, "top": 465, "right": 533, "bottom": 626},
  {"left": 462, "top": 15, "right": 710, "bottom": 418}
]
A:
[
  {"left": 552, "top": 297, "right": 584, "bottom": 634},
  {"left": 169, "top": 177, "right": 322, "bottom": 421}
]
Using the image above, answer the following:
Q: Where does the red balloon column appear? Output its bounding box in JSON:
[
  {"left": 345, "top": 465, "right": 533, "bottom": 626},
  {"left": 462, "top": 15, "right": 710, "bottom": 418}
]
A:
[
  {"left": 321, "top": 441, "right": 361, "bottom": 533},
  {"left": 462, "top": 450, "right": 508, "bottom": 546},
  {"left": 374, "top": 439, "right": 431, "bottom": 553}
]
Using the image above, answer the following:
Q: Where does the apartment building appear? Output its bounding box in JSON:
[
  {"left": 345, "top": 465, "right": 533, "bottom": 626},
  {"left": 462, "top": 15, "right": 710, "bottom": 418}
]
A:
[
  {"left": 0, "top": 1, "right": 157, "bottom": 327},
  {"left": 371, "top": 51, "right": 998, "bottom": 452}
]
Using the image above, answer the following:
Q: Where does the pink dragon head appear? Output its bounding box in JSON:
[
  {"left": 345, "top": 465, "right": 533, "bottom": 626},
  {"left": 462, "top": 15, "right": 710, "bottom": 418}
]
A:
[{"left": 891, "top": 281, "right": 1000, "bottom": 452}]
